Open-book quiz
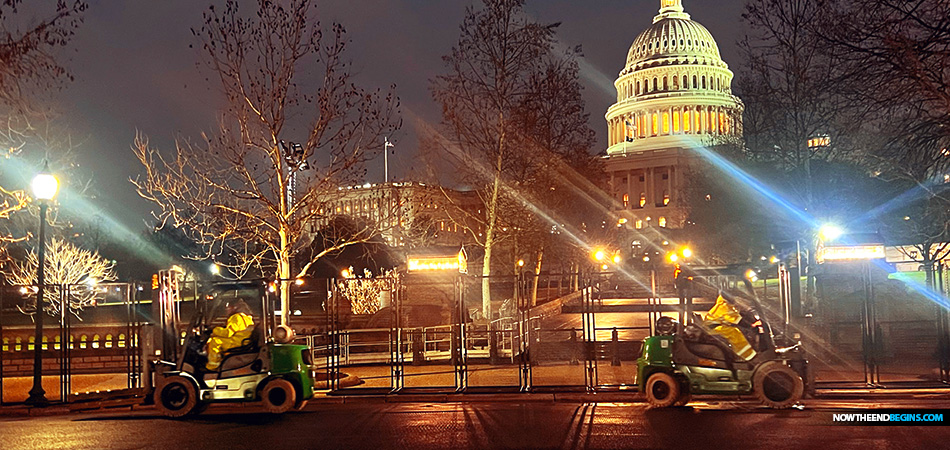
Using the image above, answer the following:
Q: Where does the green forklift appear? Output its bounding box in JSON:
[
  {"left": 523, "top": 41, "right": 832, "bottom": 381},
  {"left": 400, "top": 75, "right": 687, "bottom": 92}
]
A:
[
  {"left": 151, "top": 280, "right": 314, "bottom": 417},
  {"left": 637, "top": 273, "right": 807, "bottom": 409}
]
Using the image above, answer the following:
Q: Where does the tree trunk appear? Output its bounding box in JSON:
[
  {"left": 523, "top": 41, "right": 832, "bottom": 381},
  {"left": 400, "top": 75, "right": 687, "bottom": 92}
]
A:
[
  {"left": 279, "top": 227, "right": 291, "bottom": 326},
  {"left": 530, "top": 249, "right": 543, "bottom": 308},
  {"left": 481, "top": 123, "right": 506, "bottom": 320}
]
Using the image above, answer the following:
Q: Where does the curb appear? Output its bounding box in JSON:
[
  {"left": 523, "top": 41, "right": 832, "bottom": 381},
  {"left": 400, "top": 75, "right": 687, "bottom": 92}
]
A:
[{"left": 0, "top": 404, "right": 72, "bottom": 418}]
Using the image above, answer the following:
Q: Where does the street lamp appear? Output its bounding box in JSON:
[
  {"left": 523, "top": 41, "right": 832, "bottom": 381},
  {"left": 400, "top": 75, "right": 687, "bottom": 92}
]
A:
[
  {"left": 26, "top": 164, "right": 58, "bottom": 406},
  {"left": 819, "top": 224, "right": 843, "bottom": 242}
]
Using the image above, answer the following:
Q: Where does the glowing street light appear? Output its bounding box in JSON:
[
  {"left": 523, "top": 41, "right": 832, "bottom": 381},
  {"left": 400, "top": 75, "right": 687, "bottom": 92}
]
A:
[
  {"left": 681, "top": 247, "right": 693, "bottom": 258},
  {"left": 819, "top": 224, "right": 843, "bottom": 241},
  {"left": 592, "top": 249, "right": 606, "bottom": 262},
  {"left": 26, "top": 163, "right": 58, "bottom": 407}
]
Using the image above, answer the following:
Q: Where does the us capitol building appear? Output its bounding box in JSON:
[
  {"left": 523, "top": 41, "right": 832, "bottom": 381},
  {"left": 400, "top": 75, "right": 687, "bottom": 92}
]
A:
[{"left": 605, "top": 0, "right": 743, "bottom": 232}]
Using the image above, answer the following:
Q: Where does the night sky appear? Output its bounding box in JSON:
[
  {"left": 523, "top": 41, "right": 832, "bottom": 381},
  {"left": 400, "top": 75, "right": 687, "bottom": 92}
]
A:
[{"left": 30, "top": 0, "right": 745, "bottom": 234}]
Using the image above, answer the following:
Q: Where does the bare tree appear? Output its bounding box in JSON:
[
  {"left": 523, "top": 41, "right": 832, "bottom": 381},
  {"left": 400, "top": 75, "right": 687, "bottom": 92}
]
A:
[
  {"left": 738, "top": 0, "right": 863, "bottom": 203},
  {"left": 4, "top": 237, "right": 116, "bottom": 318},
  {"left": 131, "top": 0, "right": 399, "bottom": 325},
  {"left": 432, "top": 0, "right": 559, "bottom": 318},
  {"left": 814, "top": 0, "right": 950, "bottom": 285},
  {"left": 0, "top": 0, "right": 86, "bottom": 251},
  {"left": 510, "top": 54, "right": 597, "bottom": 306},
  {"left": 817, "top": 0, "right": 950, "bottom": 194}
]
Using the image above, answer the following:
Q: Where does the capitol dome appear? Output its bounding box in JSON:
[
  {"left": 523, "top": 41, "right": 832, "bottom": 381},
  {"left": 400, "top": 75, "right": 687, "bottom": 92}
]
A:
[
  {"left": 624, "top": 11, "right": 725, "bottom": 73},
  {"left": 605, "top": 0, "right": 743, "bottom": 156},
  {"left": 603, "top": 0, "right": 744, "bottom": 232}
]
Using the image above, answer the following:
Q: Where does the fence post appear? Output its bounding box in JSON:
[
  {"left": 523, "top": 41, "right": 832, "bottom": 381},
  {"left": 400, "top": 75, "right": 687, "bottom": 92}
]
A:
[
  {"left": 569, "top": 329, "right": 579, "bottom": 365},
  {"left": 489, "top": 322, "right": 499, "bottom": 365},
  {"left": 611, "top": 328, "right": 621, "bottom": 366},
  {"left": 412, "top": 328, "right": 424, "bottom": 365}
]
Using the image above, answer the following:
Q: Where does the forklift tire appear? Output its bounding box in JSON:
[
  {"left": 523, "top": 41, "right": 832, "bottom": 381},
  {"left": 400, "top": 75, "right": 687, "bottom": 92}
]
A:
[
  {"left": 673, "top": 385, "right": 692, "bottom": 407},
  {"left": 645, "top": 372, "right": 680, "bottom": 408},
  {"left": 753, "top": 361, "right": 804, "bottom": 409},
  {"left": 262, "top": 378, "right": 297, "bottom": 414},
  {"left": 154, "top": 376, "right": 199, "bottom": 418}
]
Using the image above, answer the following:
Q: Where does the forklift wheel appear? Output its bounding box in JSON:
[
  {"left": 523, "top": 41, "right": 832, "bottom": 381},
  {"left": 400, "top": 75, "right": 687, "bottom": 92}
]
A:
[
  {"left": 262, "top": 378, "right": 297, "bottom": 414},
  {"left": 645, "top": 372, "right": 680, "bottom": 408},
  {"left": 753, "top": 361, "right": 804, "bottom": 409},
  {"left": 154, "top": 376, "right": 199, "bottom": 418},
  {"left": 673, "top": 385, "right": 691, "bottom": 407}
]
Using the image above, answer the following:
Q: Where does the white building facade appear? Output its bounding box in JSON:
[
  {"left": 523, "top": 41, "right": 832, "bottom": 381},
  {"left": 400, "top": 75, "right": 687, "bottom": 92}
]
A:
[{"left": 605, "top": 0, "right": 744, "bottom": 231}]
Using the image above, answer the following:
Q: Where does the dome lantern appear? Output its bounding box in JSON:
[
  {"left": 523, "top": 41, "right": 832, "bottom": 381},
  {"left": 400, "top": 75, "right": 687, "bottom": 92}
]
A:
[{"left": 656, "top": 0, "right": 690, "bottom": 23}]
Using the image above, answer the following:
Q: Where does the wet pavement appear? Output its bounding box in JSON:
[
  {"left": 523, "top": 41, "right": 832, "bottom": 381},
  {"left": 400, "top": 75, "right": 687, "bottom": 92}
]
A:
[{"left": 2, "top": 399, "right": 949, "bottom": 450}]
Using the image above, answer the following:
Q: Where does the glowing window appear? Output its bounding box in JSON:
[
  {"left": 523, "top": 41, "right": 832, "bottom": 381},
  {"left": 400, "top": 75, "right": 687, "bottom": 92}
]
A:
[
  {"left": 639, "top": 193, "right": 647, "bottom": 208},
  {"left": 652, "top": 114, "right": 658, "bottom": 136},
  {"left": 659, "top": 217, "right": 668, "bottom": 228},
  {"left": 635, "top": 220, "right": 643, "bottom": 229},
  {"left": 673, "top": 112, "right": 680, "bottom": 132},
  {"left": 622, "top": 194, "right": 630, "bottom": 208},
  {"left": 663, "top": 192, "right": 670, "bottom": 205},
  {"left": 663, "top": 112, "right": 670, "bottom": 134},
  {"left": 684, "top": 111, "right": 690, "bottom": 132}
]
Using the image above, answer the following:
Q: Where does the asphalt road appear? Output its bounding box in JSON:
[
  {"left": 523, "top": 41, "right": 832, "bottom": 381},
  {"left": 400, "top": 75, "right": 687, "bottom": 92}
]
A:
[{"left": 2, "top": 400, "right": 949, "bottom": 450}]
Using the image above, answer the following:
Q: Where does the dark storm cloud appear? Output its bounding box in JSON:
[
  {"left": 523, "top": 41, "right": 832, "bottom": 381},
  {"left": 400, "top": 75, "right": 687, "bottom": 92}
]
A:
[{"left": 35, "top": 0, "right": 744, "bottom": 232}]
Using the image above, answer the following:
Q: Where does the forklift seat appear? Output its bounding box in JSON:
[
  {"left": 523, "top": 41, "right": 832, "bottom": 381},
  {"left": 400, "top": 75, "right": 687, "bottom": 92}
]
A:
[{"left": 218, "top": 326, "right": 263, "bottom": 372}]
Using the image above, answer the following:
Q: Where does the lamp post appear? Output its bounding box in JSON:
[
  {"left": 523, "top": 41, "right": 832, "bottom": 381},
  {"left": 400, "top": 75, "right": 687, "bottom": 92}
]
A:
[
  {"left": 25, "top": 165, "right": 58, "bottom": 406},
  {"left": 384, "top": 137, "right": 394, "bottom": 183}
]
